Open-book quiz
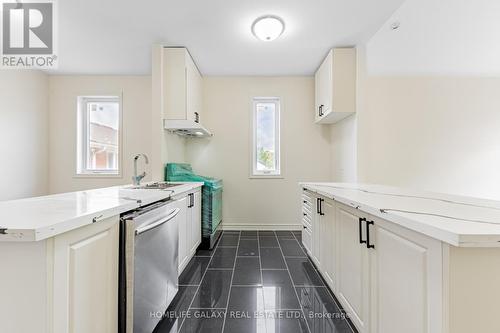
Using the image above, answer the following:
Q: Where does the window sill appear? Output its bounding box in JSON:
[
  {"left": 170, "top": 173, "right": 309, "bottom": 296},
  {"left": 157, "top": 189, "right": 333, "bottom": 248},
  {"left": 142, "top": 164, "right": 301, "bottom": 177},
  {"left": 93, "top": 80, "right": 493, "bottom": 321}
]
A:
[
  {"left": 249, "top": 175, "right": 284, "bottom": 179},
  {"left": 74, "top": 173, "right": 123, "bottom": 179}
]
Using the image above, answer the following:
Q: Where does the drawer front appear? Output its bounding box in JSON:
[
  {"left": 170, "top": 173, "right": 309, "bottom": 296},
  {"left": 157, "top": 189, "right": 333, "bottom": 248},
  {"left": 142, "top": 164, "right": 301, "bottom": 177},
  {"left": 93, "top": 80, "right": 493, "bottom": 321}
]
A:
[{"left": 302, "top": 212, "right": 312, "bottom": 228}]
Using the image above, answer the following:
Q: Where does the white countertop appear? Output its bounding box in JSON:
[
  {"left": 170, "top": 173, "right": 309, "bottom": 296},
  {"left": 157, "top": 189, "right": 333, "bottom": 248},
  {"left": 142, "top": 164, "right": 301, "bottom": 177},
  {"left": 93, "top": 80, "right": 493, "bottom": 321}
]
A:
[
  {"left": 0, "top": 182, "right": 204, "bottom": 242},
  {"left": 301, "top": 182, "right": 500, "bottom": 247}
]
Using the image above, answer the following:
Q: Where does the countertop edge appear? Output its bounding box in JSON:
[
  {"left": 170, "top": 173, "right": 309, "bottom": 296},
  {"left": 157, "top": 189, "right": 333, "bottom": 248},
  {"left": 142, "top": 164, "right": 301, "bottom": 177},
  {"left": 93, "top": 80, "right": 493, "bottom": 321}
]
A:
[
  {"left": 0, "top": 182, "right": 204, "bottom": 242},
  {"left": 301, "top": 182, "right": 500, "bottom": 247}
]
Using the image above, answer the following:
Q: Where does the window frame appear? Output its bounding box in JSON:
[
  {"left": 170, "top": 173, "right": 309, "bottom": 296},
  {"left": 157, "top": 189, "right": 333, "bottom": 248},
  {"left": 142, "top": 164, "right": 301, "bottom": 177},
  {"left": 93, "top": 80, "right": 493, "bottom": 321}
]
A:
[
  {"left": 250, "top": 97, "right": 282, "bottom": 178},
  {"left": 76, "top": 95, "right": 123, "bottom": 178}
]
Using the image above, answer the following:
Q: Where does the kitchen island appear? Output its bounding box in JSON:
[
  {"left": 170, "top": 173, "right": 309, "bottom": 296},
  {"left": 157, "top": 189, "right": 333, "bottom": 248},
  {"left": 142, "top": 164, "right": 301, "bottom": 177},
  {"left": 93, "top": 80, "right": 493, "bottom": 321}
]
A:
[
  {"left": 0, "top": 182, "right": 203, "bottom": 333},
  {"left": 300, "top": 182, "right": 500, "bottom": 333}
]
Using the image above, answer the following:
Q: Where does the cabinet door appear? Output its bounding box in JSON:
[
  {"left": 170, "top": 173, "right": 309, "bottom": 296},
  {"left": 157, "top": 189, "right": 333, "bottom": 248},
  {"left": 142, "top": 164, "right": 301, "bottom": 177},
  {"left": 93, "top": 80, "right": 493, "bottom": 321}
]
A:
[
  {"left": 175, "top": 196, "right": 189, "bottom": 272},
  {"left": 319, "top": 198, "right": 336, "bottom": 290},
  {"left": 190, "top": 191, "right": 202, "bottom": 254},
  {"left": 314, "top": 69, "right": 322, "bottom": 122},
  {"left": 53, "top": 216, "right": 119, "bottom": 333},
  {"left": 370, "top": 217, "right": 442, "bottom": 333},
  {"left": 185, "top": 55, "right": 202, "bottom": 123},
  {"left": 321, "top": 51, "right": 333, "bottom": 117},
  {"left": 314, "top": 51, "right": 333, "bottom": 122},
  {"left": 311, "top": 197, "right": 321, "bottom": 267},
  {"left": 336, "top": 204, "right": 370, "bottom": 333}
]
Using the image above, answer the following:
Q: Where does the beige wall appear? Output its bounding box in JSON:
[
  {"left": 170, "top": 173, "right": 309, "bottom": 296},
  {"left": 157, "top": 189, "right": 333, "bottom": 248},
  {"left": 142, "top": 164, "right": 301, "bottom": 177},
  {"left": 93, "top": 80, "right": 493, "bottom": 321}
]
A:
[
  {"left": 0, "top": 70, "right": 49, "bottom": 201},
  {"left": 330, "top": 114, "right": 357, "bottom": 182},
  {"left": 48, "top": 76, "right": 153, "bottom": 194},
  {"left": 357, "top": 74, "right": 500, "bottom": 200},
  {"left": 186, "top": 77, "right": 331, "bottom": 228},
  {"left": 350, "top": 0, "right": 500, "bottom": 200}
]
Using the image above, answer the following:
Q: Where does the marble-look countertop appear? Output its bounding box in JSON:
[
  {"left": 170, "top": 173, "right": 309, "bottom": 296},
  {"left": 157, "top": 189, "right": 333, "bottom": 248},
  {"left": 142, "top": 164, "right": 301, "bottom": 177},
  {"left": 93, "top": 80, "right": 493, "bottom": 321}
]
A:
[
  {"left": 301, "top": 182, "right": 500, "bottom": 247},
  {"left": 0, "top": 182, "right": 204, "bottom": 242}
]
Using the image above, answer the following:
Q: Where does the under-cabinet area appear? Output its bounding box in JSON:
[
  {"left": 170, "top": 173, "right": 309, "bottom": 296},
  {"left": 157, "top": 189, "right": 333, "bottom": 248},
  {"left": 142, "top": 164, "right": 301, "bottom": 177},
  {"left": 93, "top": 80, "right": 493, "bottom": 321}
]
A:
[{"left": 301, "top": 183, "right": 500, "bottom": 333}]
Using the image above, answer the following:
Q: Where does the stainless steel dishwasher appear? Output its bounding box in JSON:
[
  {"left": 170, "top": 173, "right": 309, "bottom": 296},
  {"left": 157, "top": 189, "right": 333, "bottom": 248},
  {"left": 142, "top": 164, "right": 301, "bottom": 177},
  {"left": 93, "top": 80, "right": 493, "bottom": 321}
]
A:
[{"left": 119, "top": 200, "right": 180, "bottom": 333}]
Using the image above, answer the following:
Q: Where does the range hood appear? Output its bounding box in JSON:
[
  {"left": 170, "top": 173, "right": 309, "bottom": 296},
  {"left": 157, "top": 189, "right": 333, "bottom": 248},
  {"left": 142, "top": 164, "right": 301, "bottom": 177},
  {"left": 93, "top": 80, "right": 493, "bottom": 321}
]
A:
[{"left": 163, "top": 119, "right": 213, "bottom": 137}]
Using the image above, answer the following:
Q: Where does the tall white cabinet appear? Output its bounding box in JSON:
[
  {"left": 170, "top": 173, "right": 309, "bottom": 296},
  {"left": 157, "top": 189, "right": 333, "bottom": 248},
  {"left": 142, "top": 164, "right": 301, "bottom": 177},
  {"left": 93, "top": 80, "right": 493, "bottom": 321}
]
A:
[{"left": 301, "top": 188, "right": 443, "bottom": 333}]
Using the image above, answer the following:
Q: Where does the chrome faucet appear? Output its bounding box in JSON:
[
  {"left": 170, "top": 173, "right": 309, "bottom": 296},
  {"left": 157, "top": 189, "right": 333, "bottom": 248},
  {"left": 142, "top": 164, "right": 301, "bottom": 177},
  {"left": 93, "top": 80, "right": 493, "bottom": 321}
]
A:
[{"left": 132, "top": 154, "right": 149, "bottom": 186}]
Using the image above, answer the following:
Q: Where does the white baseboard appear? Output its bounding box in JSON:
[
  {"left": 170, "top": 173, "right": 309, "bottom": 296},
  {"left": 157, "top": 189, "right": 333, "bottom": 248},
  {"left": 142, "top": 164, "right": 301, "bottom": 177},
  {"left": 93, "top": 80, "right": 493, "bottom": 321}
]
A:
[{"left": 221, "top": 223, "right": 302, "bottom": 231}]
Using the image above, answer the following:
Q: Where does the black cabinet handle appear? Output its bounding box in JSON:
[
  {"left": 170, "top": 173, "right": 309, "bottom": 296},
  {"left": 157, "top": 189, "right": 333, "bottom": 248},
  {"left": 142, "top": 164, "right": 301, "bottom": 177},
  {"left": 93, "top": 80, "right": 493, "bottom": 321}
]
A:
[
  {"left": 359, "top": 217, "right": 367, "bottom": 244},
  {"left": 303, "top": 225, "right": 307, "bottom": 229},
  {"left": 319, "top": 104, "right": 324, "bottom": 116},
  {"left": 366, "top": 221, "right": 375, "bottom": 249},
  {"left": 320, "top": 198, "right": 325, "bottom": 216},
  {"left": 303, "top": 200, "right": 307, "bottom": 204},
  {"left": 188, "top": 193, "right": 194, "bottom": 208},
  {"left": 194, "top": 112, "right": 199, "bottom": 123},
  {"left": 316, "top": 198, "right": 320, "bottom": 214},
  {"left": 303, "top": 213, "right": 307, "bottom": 217}
]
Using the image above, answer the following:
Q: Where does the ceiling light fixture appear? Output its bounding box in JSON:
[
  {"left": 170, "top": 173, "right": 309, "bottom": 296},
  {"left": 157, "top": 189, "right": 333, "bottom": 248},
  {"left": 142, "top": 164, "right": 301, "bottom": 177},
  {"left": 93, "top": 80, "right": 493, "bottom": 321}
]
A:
[{"left": 251, "top": 15, "right": 285, "bottom": 41}]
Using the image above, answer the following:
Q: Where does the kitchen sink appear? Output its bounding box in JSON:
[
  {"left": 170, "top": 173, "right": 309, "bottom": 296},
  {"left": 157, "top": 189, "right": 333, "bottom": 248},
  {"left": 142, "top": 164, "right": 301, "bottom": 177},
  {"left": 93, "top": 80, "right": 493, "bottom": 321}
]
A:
[{"left": 128, "top": 182, "right": 184, "bottom": 190}]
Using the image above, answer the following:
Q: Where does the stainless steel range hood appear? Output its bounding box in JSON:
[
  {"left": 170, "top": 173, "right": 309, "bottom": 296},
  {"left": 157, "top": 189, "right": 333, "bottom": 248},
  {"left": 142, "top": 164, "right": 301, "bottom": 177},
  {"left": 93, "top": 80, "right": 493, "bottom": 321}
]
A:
[{"left": 163, "top": 119, "right": 213, "bottom": 137}]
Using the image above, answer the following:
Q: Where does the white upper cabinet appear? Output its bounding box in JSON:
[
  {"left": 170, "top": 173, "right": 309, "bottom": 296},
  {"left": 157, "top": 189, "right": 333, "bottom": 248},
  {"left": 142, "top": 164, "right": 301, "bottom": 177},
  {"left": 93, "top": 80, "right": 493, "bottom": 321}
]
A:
[
  {"left": 314, "top": 48, "right": 356, "bottom": 124},
  {"left": 163, "top": 47, "right": 203, "bottom": 123}
]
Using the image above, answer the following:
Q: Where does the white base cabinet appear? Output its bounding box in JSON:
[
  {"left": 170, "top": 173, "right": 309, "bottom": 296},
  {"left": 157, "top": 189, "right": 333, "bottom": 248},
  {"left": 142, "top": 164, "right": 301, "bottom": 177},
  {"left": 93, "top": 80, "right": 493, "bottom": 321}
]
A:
[
  {"left": 336, "top": 204, "right": 370, "bottom": 332},
  {"left": 53, "top": 216, "right": 119, "bottom": 333},
  {"left": 175, "top": 189, "right": 202, "bottom": 274},
  {"left": 369, "top": 215, "right": 443, "bottom": 333},
  {"left": 301, "top": 188, "right": 444, "bottom": 333},
  {"left": 0, "top": 215, "right": 119, "bottom": 333}
]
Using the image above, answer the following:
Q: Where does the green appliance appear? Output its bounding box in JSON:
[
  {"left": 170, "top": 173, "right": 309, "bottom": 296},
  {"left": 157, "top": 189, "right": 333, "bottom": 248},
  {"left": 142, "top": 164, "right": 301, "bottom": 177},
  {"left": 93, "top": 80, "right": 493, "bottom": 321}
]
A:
[{"left": 165, "top": 163, "right": 223, "bottom": 249}]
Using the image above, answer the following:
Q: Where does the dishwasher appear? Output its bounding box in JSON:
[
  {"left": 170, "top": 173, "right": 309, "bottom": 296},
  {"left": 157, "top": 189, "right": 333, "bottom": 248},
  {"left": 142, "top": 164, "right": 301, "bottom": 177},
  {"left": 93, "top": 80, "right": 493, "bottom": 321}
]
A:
[{"left": 119, "top": 200, "right": 180, "bottom": 333}]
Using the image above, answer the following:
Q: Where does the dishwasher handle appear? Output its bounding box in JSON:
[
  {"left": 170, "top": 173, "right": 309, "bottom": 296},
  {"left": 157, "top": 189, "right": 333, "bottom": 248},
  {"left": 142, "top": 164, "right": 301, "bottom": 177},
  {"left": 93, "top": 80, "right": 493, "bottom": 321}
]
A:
[{"left": 135, "top": 208, "right": 180, "bottom": 236}]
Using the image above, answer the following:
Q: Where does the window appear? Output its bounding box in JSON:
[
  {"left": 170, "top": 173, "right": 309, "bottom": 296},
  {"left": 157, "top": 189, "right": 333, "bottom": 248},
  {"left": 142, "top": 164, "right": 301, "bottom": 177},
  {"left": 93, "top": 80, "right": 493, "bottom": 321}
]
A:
[
  {"left": 252, "top": 97, "right": 281, "bottom": 177},
  {"left": 77, "top": 96, "right": 121, "bottom": 176}
]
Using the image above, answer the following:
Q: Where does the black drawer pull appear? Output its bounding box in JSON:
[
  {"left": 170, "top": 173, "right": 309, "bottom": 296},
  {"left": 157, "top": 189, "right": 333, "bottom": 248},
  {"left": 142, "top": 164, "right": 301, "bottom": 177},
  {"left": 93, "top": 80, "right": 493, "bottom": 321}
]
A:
[
  {"left": 366, "top": 221, "right": 375, "bottom": 249},
  {"left": 359, "top": 217, "right": 366, "bottom": 244}
]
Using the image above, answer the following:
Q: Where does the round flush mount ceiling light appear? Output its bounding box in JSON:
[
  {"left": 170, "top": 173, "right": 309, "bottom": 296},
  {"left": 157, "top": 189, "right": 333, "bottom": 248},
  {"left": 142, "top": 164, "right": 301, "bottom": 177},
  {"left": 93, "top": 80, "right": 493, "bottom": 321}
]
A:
[{"left": 251, "top": 15, "right": 285, "bottom": 41}]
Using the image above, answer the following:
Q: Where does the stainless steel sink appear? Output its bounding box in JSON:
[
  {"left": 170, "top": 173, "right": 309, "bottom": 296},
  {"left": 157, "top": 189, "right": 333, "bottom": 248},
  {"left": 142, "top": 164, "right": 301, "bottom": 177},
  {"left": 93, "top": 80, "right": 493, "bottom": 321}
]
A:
[{"left": 128, "top": 182, "right": 183, "bottom": 190}]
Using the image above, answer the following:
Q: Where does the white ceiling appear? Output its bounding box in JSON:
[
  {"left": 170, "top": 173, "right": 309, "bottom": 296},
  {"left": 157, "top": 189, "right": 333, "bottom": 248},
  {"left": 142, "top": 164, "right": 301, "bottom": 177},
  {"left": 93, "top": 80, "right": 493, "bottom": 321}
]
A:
[
  {"left": 56, "top": 0, "right": 405, "bottom": 76},
  {"left": 367, "top": 0, "right": 500, "bottom": 76}
]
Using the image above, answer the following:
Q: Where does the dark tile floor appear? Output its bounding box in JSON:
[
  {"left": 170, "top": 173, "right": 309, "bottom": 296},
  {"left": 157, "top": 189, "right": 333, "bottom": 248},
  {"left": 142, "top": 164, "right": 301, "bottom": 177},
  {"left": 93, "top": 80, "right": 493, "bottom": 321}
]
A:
[{"left": 154, "top": 230, "right": 356, "bottom": 333}]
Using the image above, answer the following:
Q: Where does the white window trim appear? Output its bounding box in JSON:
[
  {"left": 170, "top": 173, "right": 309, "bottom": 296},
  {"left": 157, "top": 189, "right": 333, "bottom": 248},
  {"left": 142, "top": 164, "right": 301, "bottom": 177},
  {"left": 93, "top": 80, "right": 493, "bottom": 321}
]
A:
[
  {"left": 76, "top": 95, "right": 123, "bottom": 178},
  {"left": 250, "top": 97, "right": 282, "bottom": 179}
]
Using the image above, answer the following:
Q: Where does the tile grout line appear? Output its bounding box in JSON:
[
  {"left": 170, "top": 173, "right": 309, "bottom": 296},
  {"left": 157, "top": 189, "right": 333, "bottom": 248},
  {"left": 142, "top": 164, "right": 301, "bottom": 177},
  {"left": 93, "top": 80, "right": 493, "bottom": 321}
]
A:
[
  {"left": 179, "top": 234, "right": 221, "bottom": 332},
  {"left": 256, "top": 229, "right": 266, "bottom": 332},
  {"left": 275, "top": 230, "right": 313, "bottom": 333},
  {"left": 220, "top": 231, "right": 240, "bottom": 333}
]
